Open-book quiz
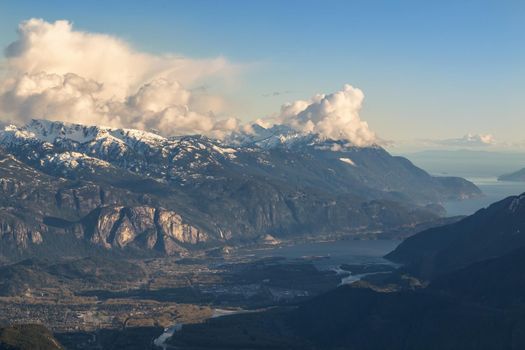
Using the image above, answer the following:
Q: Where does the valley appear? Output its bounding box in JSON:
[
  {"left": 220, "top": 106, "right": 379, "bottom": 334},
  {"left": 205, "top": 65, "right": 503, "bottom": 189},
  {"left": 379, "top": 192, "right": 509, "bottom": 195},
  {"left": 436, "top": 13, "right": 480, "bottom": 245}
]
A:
[
  {"left": 165, "top": 193, "right": 525, "bottom": 349},
  {"left": 0, "top": 120, "right": 512, "bottom": 350},
  {"left": 0, "top": 239, "right": 398, "bottom": 349}
]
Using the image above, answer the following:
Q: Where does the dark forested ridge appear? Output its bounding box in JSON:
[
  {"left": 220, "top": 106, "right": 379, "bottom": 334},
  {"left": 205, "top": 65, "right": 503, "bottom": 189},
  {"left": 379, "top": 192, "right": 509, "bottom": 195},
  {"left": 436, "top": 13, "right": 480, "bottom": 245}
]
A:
[
  {"left": 0, "top": 325, "right": 63, "bottom": 350},
  {"left": 387, "top": 193, "right": 525, "bottom": 279}
]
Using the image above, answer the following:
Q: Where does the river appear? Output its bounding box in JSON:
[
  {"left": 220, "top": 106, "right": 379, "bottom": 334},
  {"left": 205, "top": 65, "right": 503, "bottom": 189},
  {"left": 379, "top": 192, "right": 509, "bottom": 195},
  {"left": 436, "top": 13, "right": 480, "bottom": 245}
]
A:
[
  {"left": 153, "top": 308, "right": 262, "bottom": 349},
  {"left": 236, "top": 239, "right": 400, "bottom": 270},
  {"left": 153, "top": 177, "right": 524, "bottom": 348},
  {"left": 153, "top": 239, "right": 400, "bottom": 348}
]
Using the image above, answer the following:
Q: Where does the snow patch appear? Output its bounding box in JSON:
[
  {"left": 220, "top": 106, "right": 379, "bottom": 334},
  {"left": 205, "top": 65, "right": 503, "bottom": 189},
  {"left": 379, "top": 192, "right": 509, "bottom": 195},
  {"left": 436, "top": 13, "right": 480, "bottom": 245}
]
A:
[
  {"left": 339, "top": 157, "right": 356, "bottom": 166},
  {"left": 43, "top": 151, "right": 112, "bottom": 169}
]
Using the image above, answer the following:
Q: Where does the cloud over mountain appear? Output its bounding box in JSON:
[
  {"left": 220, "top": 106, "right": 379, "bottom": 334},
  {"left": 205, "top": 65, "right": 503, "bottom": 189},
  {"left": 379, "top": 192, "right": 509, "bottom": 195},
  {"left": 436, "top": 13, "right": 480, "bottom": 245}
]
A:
[
  {"left": 0, "top": 19, "right": 379, "bottom": 146},
  {"left": 267, "top": 84, "right": 377, "bottom": 146},
  {"left": 0, "top": 18, "right": 239, "bottom": 137}
]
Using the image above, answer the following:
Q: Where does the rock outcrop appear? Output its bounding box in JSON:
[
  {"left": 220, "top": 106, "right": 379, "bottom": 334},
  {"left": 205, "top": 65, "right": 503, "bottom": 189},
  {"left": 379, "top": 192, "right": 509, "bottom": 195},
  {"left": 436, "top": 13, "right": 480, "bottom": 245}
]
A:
[{"left": 77, "top": 205, "right": 209, "bottom": 254}]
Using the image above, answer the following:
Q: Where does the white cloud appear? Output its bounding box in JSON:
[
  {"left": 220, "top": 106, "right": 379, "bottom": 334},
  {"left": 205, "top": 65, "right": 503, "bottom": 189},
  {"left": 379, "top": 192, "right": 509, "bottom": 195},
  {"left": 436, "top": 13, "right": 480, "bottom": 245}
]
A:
[
  {"left": 0, "top": 18, "right": 239, "bottom": 137},
  {"left": 273, "top": 84, "right": 377, "bottom": 146},
  {"left": 0, "top": 19, "right": 380, "bottom": 145},
  {"left": 435, "top": 133, "right": 496, "bottom": 147},
  {"left": 386, "top": 133, "right": 499, "bottom": 153}
]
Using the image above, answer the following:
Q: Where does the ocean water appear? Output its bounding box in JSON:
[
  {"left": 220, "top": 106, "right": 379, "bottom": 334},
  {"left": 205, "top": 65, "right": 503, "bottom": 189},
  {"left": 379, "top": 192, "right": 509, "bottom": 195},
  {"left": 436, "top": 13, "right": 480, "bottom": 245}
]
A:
[
  {"left": 400, "top": 150, "right": 525, "bottom": 216},
  {"left": 443, "top": 178, "right": 525, "bottom": 216}
]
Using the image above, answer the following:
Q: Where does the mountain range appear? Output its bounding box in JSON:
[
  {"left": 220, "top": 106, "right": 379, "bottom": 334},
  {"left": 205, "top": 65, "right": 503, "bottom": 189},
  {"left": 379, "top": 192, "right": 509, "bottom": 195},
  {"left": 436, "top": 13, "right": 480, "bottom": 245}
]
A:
[{"left": 0, "top": 119, "right": 480, "bottom": 259}]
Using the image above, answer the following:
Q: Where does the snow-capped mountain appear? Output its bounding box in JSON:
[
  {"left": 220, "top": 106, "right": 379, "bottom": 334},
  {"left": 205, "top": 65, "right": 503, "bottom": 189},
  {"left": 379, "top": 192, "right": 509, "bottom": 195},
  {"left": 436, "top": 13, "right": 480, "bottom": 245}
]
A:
[
  {"left": 225, "top": 123, "right": 363, "bottom": 152},
  {"left": 0, "top": 119, "right": 238, "bottom": 183},
  {"left": 0, "top": 119, "right": 481, "bottom": 259}
]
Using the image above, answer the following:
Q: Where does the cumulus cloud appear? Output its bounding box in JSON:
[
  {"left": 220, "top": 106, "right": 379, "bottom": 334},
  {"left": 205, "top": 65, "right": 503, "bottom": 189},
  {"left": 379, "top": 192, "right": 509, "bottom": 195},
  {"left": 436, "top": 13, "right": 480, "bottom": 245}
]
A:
[
  {"left": 0, "top": 18, "right": 239, "bottom": 137},
  {"left": 0, "top": 19, "right": 380, "bottom": 145},
  {"left": 266, "top": 84, "right": 377, "bottom": 146}
]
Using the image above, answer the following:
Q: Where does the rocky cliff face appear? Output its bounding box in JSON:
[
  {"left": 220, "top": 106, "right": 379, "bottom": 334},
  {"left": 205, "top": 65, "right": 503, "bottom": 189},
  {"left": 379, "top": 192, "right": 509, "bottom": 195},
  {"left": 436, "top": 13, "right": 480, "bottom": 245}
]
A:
[
  {"left": 0, "top": 153, "right": 209, "bottom": 257},
  {"left": 76, "top": 205, "right": 209, "bottom": 254},
  {"left": 0, "top": 211, "right": 44, "bottom": 248}
]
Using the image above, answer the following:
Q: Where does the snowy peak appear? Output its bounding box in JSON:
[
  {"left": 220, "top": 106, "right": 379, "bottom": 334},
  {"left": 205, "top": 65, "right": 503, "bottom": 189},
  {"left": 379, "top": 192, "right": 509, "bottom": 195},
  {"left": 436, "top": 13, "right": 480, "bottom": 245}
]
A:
[
  {"left": 2, "top": 119, "right": 167, "bottom": 146},
  {"left": 1, "top": 119, "right": 375, "bottom": 155},
  {"left": 224, "top": 124, "right": 307, "bottom": 148},
  {"left": 225, "top": 123, "right": 367, "bottom": 152},
  {"left": 23, "top": 119, "right": 107, "bottom": 143},
  {"left": 0, "top": 119, "right": 240, "bottom": 183}
]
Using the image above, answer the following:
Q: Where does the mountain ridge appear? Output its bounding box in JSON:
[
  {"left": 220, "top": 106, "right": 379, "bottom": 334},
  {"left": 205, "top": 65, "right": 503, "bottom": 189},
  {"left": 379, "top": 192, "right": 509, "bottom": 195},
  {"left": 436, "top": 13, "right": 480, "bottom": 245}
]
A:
[
  {"left": 386, "top": 192, "right": 525, "bottom": 279},
  {"left": 0, "top": 119, "right": 481, "bottom": 259},
  {"left": 499, "top": 167, "right": 525, "bottom": 182}
]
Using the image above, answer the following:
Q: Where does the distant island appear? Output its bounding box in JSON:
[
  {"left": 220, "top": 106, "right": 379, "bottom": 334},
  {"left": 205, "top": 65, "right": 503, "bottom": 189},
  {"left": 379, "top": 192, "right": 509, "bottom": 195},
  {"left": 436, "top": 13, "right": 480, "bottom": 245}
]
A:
[{"left": 499, "top": 167, "right": 525, "bottom": 182}]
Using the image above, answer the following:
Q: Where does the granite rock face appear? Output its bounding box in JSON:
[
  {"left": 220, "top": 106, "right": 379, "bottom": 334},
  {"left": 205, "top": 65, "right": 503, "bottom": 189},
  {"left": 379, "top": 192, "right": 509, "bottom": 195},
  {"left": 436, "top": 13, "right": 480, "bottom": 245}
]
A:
[{"left": 79, "top": 205, "right": 208, "bottom": 254}]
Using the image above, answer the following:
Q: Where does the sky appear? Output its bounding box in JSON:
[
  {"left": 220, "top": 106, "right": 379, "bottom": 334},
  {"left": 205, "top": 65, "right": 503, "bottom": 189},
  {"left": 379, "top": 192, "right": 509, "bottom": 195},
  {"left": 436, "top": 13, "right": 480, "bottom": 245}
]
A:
[{"left": 0, "top": 0, "right": 523, "bottom": 151}]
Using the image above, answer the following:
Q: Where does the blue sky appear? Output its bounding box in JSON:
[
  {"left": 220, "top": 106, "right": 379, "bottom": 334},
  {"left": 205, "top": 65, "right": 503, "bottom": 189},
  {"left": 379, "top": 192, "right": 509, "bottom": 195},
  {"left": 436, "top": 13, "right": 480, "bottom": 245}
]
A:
[{"left": 0, "top": 0, "right": 524, "bottom": 149}]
